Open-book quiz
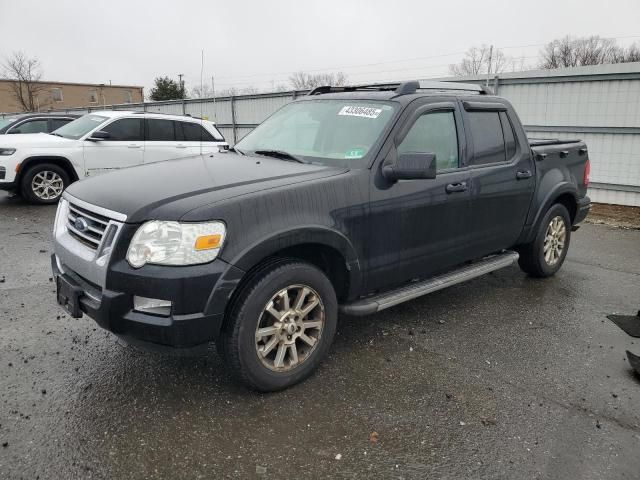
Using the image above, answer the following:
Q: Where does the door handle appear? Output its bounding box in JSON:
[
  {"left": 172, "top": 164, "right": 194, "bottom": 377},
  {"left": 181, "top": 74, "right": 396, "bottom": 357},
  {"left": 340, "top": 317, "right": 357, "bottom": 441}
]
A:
[
  {"left": 445, "top": 182, "right": 467, "bottom": 193},
  {"left": 127, "top": 144, "right": 141, "bottom": 149},
  {"left": 176, "top": 144, "right": 187, "bottom": 149},
  {"left": 516, "top": 170, "right": 533, "bottom": 180}
]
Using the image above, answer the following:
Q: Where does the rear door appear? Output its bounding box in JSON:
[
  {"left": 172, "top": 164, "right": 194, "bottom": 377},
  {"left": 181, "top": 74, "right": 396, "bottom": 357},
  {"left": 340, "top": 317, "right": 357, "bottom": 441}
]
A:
[
  {"left": 144, "top": 118, "right": 184, "bottom": 164},
  {"left": 367, "top": 100, "right": 473, "bottom": 291},
  {"left": 462, "top": 101, "right": 535, "bottom": 257},
  {"left": 83, "top": 117, "right": 144, "bottom": 176}
]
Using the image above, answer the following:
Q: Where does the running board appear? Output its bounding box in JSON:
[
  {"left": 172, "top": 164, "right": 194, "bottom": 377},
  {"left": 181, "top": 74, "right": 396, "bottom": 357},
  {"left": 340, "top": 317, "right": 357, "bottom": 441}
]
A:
[{"left": 339, "top": 251, "right": 519, "bottom": 316}]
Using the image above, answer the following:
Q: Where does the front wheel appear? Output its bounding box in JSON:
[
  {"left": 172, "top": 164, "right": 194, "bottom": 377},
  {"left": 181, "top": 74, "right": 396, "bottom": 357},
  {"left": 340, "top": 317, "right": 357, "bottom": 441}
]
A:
[
  {"left": 218, "top": 259, "right": 337, "bottom": 391},
  {"left": 20, "top": 163, "right": 70, "bottom": 205},
  {"left": 518, "top": 203, "right": 571, "bottom": 278}
]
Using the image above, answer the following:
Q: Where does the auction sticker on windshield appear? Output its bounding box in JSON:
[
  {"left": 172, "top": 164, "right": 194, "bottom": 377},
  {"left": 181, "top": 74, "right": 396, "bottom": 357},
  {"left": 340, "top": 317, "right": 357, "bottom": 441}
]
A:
[{"left": 338, "top": 106, "right": 383, "bottom": 119}]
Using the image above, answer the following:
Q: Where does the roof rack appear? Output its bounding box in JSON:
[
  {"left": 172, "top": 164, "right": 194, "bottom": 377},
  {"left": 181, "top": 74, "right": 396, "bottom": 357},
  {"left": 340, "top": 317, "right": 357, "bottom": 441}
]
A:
[
  {"left": 308, "top": 80, "right": 493, "bottom": 97},
  {"left": 307, "top": 83, "right": 403, "bottom": 96}
]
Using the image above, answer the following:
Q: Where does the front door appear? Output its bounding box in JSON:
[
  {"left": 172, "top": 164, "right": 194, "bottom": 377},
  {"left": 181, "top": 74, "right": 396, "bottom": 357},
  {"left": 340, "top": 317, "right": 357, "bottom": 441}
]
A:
[
  {"left": 367, "top": 101, "right": 473, "bottom": 293},
  {"left": 83, "top": 117, "right": 144, "bottom": 177}
]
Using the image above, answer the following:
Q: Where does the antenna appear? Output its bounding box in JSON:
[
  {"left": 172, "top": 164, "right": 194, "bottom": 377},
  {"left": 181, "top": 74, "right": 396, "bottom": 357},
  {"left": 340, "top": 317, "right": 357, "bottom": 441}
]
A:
[{"left": 200, "top": 49, "right": 204, "bottom": 156}]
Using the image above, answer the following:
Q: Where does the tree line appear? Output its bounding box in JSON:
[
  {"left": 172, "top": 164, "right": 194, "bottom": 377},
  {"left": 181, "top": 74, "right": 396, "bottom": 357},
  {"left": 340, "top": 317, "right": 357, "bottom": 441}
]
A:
[{"left": 3, "top": 35, "right": 639, "bottom": 110}]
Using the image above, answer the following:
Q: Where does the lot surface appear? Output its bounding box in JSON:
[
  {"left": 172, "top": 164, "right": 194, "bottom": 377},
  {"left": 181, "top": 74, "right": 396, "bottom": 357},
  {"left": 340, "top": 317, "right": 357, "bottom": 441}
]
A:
[{"left": 1, "top": 192, "right": 639, "bottom": 480}]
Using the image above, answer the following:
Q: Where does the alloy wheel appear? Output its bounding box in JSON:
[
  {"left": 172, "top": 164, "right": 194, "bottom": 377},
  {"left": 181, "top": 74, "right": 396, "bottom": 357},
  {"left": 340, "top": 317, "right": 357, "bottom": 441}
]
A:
[
  {"left": 255, "top": 284, "right": 325, "bottom": 372},
  {"left": 31, "top": 171, "right": 64, "bottom": 200},
  {"left": 543, "top": 215, "right": 566, "bottom": 266}
]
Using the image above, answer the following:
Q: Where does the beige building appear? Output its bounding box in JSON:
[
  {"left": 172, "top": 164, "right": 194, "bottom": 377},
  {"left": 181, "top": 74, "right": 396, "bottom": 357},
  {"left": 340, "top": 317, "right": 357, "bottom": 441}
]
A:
[{"left": 0, "top": 79, "right": 144, "bottom": 113}]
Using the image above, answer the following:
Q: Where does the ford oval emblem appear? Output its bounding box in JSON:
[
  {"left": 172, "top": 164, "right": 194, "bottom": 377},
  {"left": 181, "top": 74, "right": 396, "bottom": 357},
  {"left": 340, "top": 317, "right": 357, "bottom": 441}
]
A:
[{"left": 74, "top": 217, "right": 89, "bottom": 232}]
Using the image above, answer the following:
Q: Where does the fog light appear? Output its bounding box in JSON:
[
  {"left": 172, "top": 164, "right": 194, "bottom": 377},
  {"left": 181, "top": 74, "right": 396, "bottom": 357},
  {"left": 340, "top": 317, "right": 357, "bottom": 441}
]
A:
[{"left": 133, "top": 296, "right": 172, "bottom": 316}]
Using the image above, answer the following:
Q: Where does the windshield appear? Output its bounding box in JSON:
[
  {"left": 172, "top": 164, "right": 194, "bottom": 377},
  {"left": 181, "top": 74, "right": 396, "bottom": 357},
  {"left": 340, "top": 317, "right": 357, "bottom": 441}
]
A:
[
  {"left": 53, "top": 114, "right": 108, "bottom": 139},
  {"left": 235, "top": 100, "right": 397, "bottom": 167},
  {"left": 0, "top": 117, "right": 18, "bottom": 130}
]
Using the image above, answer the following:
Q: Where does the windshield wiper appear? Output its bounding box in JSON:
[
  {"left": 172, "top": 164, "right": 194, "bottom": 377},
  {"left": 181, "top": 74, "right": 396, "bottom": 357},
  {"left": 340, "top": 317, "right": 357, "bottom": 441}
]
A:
[
  {"left": 229, "top": 146, "right": 245, "bottom": 155},
  {"left": 253, "top": 149, "right": 306, "bottom": 164},
  {"left": 48, "top": 132, "right": 63, "bottom": 137}
]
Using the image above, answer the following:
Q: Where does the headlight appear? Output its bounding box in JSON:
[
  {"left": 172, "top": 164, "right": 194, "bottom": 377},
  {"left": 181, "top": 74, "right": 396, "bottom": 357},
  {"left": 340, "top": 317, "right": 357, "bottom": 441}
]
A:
[
  {"left": 127, "top": 221, "right": 226, "bottom": 268},
  {"left": 0, "top": 148, "right": 16, "bottom": 156}
]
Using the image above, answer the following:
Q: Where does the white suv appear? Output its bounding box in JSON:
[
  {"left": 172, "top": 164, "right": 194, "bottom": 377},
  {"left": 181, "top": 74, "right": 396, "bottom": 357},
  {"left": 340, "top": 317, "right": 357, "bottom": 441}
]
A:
[{"left": 0, "top": 111, "right": 228, "bottom": 204}]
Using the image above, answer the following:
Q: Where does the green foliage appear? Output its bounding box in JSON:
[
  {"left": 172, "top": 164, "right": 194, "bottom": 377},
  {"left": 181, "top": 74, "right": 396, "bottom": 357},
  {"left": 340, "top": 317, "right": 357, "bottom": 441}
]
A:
[{"left": 149, "top": 76, "right": 186, "bottom": 101}]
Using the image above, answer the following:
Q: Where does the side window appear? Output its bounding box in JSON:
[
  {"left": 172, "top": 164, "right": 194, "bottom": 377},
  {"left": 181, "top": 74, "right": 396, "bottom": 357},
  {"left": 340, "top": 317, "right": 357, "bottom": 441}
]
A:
[
  {"left": 11, "top": 119, "right": 49, "bottom": 134},
  {"left": 182, "top": 122, "right": 216, "bottom": 142},
  {"left": 146, "top": 119, "right": 176, "bottom": 141},
  {"left": 397, "top": 111, "right": 459, "bottom": 171},
  {"left": 499, "top": 112, "right": 517, "bottom": 160},
  {"left": 102, "top": 118, "right": 144, "bottom": 141},
  {"left": 468, "top": 111, "right": 506, "bottom": 165},
  {"left": 51, "top": 118, "right": 73, "bottom": 131}
]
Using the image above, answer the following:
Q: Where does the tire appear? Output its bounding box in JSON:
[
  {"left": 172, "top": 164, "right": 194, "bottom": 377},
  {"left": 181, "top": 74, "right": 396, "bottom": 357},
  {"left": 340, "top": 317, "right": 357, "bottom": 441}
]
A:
[
  {"left": 518, "top": 203, "right": 571, "bottom": 278},
  {"left": 218, "top": 259, "right": 338, "bottom": 392},
  {"left": 20, "top": 163, "right": 70, "bottom": 205}
]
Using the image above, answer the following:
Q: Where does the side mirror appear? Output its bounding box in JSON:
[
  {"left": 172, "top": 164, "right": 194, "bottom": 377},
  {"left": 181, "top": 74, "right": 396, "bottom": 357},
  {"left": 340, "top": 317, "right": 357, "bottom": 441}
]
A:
[
  {"left": 7, "top": 130, "right": 20, "bottom": 134},
  {"left": 382, "top": 152, "right": 437, "bottom": 181},
  {"left": 87, "top": 130, "right": 110, "bottom": 141}
]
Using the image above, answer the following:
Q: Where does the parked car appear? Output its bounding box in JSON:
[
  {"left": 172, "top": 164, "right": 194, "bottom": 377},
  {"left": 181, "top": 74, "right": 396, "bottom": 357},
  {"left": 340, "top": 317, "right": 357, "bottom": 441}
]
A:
[
  {"left": 0, "top": 111, "right": 227, "bottom": 204},
  {"left": 0, "top": 113, "right": 80, "bottom": 135},
  {"left": 51, "top": 81, "right": 590, "bottom": 391}
]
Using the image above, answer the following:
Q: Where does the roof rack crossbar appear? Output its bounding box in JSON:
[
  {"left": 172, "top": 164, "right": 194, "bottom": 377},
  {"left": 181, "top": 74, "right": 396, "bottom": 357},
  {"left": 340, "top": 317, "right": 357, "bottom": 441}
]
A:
[
  {"left": 307, "top": 83, "right": 402, "bottom": 96},
  {"left": 393, "top": 81, "right": 493, "bottom": 96}
]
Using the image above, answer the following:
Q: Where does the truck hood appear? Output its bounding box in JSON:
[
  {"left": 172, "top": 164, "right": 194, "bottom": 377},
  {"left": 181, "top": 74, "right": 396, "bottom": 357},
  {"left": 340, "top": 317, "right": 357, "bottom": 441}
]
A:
[
  {"left": 0, "top": 132, "right": 75, "bottom": 148},
  {"left": 66, "top": 152, "right": 348, "bottom": 223}
]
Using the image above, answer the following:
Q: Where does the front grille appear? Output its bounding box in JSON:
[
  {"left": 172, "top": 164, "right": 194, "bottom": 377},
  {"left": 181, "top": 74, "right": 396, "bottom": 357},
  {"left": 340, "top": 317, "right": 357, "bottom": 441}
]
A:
[{"left": 66, "top": 202, "right": 111, "bottom": 250}]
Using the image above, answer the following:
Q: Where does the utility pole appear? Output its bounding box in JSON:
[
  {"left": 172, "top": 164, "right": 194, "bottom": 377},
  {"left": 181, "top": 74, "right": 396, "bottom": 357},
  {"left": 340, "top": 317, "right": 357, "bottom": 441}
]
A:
[
  {"left": 486, "top": 45, "right": 493, "bottom": 86},
  {"left": 178, "top": 73, "right": 184, "bottom": 99},
  {"left": 211, "top": 75, "right": 217, "bottom": 123}
]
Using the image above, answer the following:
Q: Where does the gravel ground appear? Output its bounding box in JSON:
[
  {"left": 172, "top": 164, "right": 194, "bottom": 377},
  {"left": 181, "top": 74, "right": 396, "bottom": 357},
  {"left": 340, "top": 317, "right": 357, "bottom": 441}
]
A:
[{"left": 1, "top": 192, "right": 639, "bottom": 479}]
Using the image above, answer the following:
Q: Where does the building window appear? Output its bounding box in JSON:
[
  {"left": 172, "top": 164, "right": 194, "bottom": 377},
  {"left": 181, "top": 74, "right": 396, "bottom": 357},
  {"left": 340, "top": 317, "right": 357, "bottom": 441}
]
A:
[
  {"left": 88, "top": 90, "right": 98, "bottom": 104},
  {"left": 51, "top": 88, "right": 63, "bottom": 102},
  {"left": 123, "top": 90, "right": 132, "bottom": 104}
]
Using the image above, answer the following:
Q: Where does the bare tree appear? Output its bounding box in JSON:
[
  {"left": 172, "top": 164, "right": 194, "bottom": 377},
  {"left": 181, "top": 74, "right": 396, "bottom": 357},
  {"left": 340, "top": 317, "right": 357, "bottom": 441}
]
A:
[
  {"left": 449, "top": 46, "right": 512, "bottom": 76},
  {"left": 288, "top": 71, "right": 348, "bottom": 89},
  {"left": 191, "top": 84, "right": 214, "bottom": 98},
  {"left": 539, "top": 36, "right": 640, "bottom": 69},
  {"left": 216, "top": 86, "right": 260, "bottom": 97},
  {"left": 2, "top": 51, "right": 49, "bottom": 111}
]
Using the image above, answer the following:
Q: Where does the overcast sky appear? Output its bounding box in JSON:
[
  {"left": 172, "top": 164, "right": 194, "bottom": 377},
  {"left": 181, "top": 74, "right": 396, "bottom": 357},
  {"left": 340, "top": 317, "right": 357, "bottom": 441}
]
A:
[{"left": 1, "top": 0, "right": 639, "bottom": 95}]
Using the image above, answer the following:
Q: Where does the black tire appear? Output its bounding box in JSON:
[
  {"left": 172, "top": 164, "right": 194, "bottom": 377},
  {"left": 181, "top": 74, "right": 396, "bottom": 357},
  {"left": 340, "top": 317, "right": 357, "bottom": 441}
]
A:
[
  {"left": 218, "top": 259, "right": 338, "bottom": 392},
  {"left": 518, "top": 203, "right": 571, "bottom": 278},
  {"left": 20, "top": 163, "right": 70, "bottom": 205}
]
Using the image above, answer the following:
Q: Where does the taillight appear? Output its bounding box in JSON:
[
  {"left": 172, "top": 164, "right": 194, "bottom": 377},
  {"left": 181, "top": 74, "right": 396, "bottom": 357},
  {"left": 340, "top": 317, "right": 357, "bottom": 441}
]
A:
[{"left": 583, "top": 159, "right": 590, "bottom": 186}]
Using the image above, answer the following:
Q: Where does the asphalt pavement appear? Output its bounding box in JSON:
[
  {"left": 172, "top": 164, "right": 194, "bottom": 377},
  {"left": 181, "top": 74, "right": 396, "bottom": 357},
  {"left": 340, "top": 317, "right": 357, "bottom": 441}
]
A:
[{"left": 1, "top": 191, "right": 639, "bottom": 479}]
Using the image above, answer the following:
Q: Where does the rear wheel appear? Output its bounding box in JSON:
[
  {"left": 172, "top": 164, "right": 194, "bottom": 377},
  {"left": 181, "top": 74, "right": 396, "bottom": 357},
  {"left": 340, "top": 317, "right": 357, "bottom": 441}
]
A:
[
  {"left": 518, "top": 203, "right": 571, "bottom": 278},
  {"left": 20, "top": 163, "right": 69, "bottom": 204},
  {"left": 218, "top": 259, "right": 337, "bottom": 391}
]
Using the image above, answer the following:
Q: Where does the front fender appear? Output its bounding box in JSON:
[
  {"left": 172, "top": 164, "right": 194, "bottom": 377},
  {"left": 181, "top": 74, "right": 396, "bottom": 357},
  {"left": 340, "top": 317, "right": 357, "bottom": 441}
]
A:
[{"left": 222, "top": 225, "right": 363, "bottom": 299}]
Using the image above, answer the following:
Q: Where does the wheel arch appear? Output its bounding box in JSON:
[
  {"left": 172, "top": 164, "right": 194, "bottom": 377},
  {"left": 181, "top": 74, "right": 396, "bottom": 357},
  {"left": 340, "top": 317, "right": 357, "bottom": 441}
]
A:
[
  {"left": 17, "top": 156, "right": 80, "bottom": 186},
  {"left": 523, "top": 183, "right": 578, "bottom": 244},
  {"left": 222, "top": 226, "right": 363, "bottom": 304}
]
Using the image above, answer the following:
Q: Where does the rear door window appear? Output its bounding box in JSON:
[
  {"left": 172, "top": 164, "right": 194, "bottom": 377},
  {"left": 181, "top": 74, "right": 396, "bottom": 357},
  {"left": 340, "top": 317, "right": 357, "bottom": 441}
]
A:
[
  {"left": 468, "top": 111, "right": 506, "bottom": 165},
  {"left": 499, "top": 112, "right": 517, "bottom": 160},
  {"left": 102, "top": 118, "right": 144, "bottom": 141},
  {"left": 51, "top": 118, "right": 74, "bottom": 131},
  {"left": 182, "top": 121, "right": 216, "bottom": 142},
  {"left": 10, "top": 119, "right": 49, "bottom": 134},
  {"left": 146, "top": 119, "right": 176, "bottom": 141}
]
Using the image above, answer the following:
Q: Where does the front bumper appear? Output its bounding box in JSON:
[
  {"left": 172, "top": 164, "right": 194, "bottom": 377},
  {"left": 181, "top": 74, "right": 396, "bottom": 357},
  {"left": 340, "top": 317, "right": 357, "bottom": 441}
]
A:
[
  {"left": 52, "top": 254, "right": 244, "bottom": 348},
  {"left": 574, "top": 195, "right": 591, "bottom": 225}
]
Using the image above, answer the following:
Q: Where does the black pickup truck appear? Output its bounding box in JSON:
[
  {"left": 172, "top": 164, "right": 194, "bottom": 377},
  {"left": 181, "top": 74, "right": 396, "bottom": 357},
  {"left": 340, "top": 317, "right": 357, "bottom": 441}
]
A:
[{"left": 52, "top": 81, "right": 590, "bottom": 391}]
